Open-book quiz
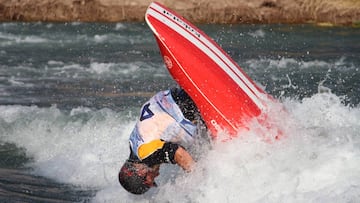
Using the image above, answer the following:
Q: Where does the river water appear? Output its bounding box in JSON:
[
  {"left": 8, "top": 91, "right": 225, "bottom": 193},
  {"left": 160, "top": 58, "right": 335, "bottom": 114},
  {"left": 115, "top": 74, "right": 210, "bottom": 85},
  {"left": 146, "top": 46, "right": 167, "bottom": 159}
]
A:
[{"left": 0, "top": 22, "right": 359, "bottom": 202}]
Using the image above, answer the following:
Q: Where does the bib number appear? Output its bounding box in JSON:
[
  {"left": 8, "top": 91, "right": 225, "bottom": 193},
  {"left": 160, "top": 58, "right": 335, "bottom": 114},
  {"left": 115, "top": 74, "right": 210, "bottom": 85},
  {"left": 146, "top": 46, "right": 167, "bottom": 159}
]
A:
[{"left": 140, "top": 103, "right": 154, "bottom": 121}]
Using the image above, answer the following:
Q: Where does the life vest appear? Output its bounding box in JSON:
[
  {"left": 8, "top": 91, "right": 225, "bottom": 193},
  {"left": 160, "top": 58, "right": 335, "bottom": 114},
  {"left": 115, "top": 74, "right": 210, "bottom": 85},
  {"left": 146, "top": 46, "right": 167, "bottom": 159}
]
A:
[{"left": 129, "top": 90, "right": 197, "bottom": 160}]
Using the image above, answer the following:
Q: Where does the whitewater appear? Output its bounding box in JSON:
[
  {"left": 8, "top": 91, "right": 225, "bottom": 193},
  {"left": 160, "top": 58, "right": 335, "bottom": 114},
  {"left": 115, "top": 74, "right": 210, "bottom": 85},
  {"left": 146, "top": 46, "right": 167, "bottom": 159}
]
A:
[{"left": 0, "top": 22, "right": 359, "bottom": 202}]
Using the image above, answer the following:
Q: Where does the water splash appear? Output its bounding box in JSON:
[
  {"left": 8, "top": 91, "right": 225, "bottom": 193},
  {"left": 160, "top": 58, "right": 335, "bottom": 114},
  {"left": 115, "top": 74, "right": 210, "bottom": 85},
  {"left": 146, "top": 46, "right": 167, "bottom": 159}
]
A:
[{"left": 2, "top": 91, "right": 358, "bottom": 202}]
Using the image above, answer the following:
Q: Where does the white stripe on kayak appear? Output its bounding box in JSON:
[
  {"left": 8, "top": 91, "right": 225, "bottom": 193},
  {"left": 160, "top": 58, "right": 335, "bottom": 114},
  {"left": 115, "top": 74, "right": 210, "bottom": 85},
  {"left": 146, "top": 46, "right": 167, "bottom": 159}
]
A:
[{"left": 147, "top": 3, "right": 266, "bottom": 111}]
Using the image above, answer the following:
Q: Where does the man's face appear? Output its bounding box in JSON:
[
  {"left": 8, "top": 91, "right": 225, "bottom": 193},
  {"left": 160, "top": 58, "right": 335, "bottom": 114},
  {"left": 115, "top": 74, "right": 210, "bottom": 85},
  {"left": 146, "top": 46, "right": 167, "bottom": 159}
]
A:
[
  {"left": 144, "top": 165, "right": 160, "bottom": 187},
  {"left": 135, "top": 164, "right": 160, "bottom": 187}
]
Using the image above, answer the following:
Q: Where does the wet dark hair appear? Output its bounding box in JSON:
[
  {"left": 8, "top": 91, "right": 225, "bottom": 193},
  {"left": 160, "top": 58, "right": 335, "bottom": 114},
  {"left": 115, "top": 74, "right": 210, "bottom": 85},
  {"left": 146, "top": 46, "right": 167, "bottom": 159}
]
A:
[
  {"left": 170, "top": 87, "right": 199, "bottom": 121},
  {"left": 118, "top": 161, "right": 150, "bottom": 195}
]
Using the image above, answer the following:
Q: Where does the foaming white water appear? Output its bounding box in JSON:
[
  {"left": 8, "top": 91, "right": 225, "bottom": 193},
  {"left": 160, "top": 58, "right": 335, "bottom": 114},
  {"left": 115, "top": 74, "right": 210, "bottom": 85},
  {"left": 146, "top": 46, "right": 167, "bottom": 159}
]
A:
[
  {"left": 248, "top": 29, "right": 266, "bottom": 38},
  {"left": 245, "top": 57, "right": 355, "bottom": 71},
  {"left": 0, "top": 91, "right": 359, "bottom": 202},
  {"left": 42, "top": 61, "right": 166, "bottom": 79},
  {"left": 0, "top": 32, "right": 48, "bottom": 46},
  {"left": 0, "top": 105, "right": 134, "bottom": 188},
  {"left": 114, "top": 23, "right": 127, "bottom": 30},
  {"left": 94, "top": 92, "right": 360, "bottom": 202}
]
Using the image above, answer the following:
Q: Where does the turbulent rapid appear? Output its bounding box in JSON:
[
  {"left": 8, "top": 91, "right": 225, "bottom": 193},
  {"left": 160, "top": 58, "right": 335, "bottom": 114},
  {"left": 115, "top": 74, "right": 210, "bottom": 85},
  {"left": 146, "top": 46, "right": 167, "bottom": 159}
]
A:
[{"left": 0, "top": 22, "right": 359, "bottom": 202}]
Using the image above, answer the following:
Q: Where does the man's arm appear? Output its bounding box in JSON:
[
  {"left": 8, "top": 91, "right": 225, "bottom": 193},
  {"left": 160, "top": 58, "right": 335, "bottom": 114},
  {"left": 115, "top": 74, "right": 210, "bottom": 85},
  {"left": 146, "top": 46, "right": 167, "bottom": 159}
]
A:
[{"left": 174, "top": 147, "right": 195, "bottom": 172}]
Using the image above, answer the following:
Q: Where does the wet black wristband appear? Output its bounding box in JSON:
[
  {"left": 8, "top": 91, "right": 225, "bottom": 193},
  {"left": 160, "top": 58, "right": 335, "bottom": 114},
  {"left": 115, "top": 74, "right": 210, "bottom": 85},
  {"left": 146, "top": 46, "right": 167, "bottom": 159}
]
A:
[{"left": 162, "top": 142, "right": 179, "bottom": 164}]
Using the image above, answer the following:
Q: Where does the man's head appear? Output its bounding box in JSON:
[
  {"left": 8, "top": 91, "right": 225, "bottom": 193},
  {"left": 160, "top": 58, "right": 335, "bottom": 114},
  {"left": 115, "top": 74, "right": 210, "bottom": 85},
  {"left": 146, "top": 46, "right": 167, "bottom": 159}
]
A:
[{"left": 118, "top": 160, "right": 159, "bottom": 195}]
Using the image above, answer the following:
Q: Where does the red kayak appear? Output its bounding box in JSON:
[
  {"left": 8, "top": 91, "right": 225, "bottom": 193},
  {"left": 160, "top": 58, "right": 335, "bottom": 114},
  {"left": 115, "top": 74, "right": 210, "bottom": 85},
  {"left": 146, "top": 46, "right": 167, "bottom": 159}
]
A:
[{"left": 145, "top": 2, "right": 283, "bottom": 139}]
